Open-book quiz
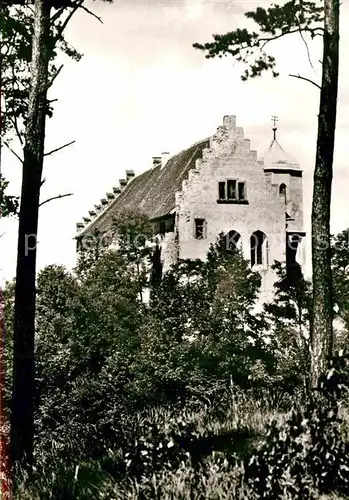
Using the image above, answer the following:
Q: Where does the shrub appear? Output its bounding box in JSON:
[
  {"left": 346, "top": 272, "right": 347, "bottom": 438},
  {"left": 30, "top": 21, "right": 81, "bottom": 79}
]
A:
[{"left": 243, "top": 354, "right": 349, "bottom": 499}]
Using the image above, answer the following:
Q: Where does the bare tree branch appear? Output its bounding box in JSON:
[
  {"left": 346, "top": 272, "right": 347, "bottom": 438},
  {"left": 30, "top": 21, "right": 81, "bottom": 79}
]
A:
[
  {"left": 299, "top": 29, "right": 315, "bottom": 71},
  {"left": 9, "top": 116, "right": 24, "bottom": 146},
  {"left": 50, "top": 6, "right": 66, "bottom": 24},
  {"left": 79, "top": 4, "right": 103, "bottom": 23},
  {"left": 48, "top": 63, "right": 63, "bottom": 88},
  {"left": 10, "top": 65, "right": 24, "bottom": 145},
  {"left": 289, "top": 73, "right": 321, "bottom": 89},
  {"left": 259, "top": 28, "right": 300, "bottom": 50},
  {"left": 39, "top": 193, "right": 73, "bottom": 208},
  {"left": 55, "top": 0, "right": 83, "bottom": 39},
  {"left": 44, "top": 140, "right": 75, "bottom": 157},
  {"left": 52, "top": 0, "right": 102, "bottom": 41},
  {"left": 259, "top": 27, "right": 324, "bottom": 51},
  {"left": 3, "top": 141, "right": 23, "bottom": 163}
]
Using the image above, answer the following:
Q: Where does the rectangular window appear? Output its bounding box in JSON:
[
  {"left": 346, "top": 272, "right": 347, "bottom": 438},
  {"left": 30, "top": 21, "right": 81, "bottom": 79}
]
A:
[
  {"left": 227, "top": 180, "right": 237, "bottom": 200},
  {"left": 218, "top": 182, "right": 226, "bottom": 200},
  {"left": 238, "top": 182, "right": 246, "bottom": 200},
  {"left": 217, "top": 180, "right": 248, "bottom": 203},
  {"left": 194, "top": 218, "right": 206, "bottom": 239}
]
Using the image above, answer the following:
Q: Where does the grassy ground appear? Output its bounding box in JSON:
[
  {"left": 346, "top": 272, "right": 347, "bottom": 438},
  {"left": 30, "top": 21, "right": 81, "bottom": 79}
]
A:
[{"left": 12, "top": 390, "right": 349, "bottom": 499}]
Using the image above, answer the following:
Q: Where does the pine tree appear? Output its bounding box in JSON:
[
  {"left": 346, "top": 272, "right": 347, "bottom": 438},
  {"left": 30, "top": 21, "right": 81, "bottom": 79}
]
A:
[{"left": 2, "top": 0, "right": 111, "bottom": 473}]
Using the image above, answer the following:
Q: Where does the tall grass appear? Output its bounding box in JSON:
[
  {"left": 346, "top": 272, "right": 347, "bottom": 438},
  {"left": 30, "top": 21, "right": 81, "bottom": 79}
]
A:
[{"left": 14, "top": 385, "right": 349, "bottom": 499}]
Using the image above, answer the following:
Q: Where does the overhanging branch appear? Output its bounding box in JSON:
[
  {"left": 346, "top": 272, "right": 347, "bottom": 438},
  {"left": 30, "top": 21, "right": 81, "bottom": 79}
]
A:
[
  {"left": 48, "top": 64, "right": 63, "bottom": 88},
  {"left": 50, "top": 6, "right": 66, "bottom": 24},
  {"left": 39, "top": 193, "right": 73, "bottom": 208},
  {"left": 3, "top": 142, "right": 23, "bottom": 163},
  {"left": 54, "top": 0, "right": 83, "bottom": 39},
  {"left": 289, "top": 73, "right": 321, "bottom": 89},
  {"left": 44, "top": 140, "right": 75, "bottom": 157},
  {"left": 79, "top": 5, "right": 103, "bottom": 23}
]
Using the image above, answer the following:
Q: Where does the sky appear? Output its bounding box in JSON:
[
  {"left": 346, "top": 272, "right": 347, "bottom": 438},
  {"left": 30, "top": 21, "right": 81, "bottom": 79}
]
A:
[{"left": 1, "top": 0, "right": 349, "bottom": 283}]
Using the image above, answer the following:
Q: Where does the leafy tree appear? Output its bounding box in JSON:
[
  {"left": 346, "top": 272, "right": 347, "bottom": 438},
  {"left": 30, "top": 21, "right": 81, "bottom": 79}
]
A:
[
  {"left": 35, "top": 259, "right": 142, "bottom": 459},
  {"left": 3, "top": 0, "right": 110, "bottom": 471},
  {"left": 264, "top": 261, "right": 312, "bottom": 392},
  {"left": 265, "top": 261, "right": 311, "bottom": 334},
  {"left": 0, "top": 4, "right": 81, "bottom": 167},
  {"left": 0, "top": 279, "right": 14, "bottom": 497},
  {"left": 0, "top": 174, "right": 18, "bottom": 217},
  {"left": 194, "top": 0, "right": 340, "bottom": 387},
  {"left": 29, "top": 233, "right": 276, "bottom": 459},
  {"left": 331, "top": 229, "right": 349, "bottom": 333},
  {"left": 76, "top": 228, "right": 110, "bottom": 278},
  {"left": 112, "top": 211, "right": 155, "bottom": 303},
  {"left": 149, "top": 235, "right": 273, "bottom": 389}
]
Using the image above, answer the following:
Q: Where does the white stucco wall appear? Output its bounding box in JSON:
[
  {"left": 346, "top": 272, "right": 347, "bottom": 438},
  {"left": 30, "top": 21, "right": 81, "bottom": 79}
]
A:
[{"left": 170, "top": 116, "right": 305, "bottom": 305}]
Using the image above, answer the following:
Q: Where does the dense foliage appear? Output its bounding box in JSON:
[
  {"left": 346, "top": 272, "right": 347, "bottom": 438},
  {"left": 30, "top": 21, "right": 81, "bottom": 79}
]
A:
[
  {"left": 332, "top": 229, "right": 349, "bottom": 332},
  {"left": 193, "top": 0, "right": 324, "bottom": 81},
  {"left": 0, "top": 4, "right": 82, "bottom": 146},
  {"left": 3, "top": 217, "right": 349, "bottom": 497},
  {"left": 0, "top": 174, "right": 19, "bottom": 217}
]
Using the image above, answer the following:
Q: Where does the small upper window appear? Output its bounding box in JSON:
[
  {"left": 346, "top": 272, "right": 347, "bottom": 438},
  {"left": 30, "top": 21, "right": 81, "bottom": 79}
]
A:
[
  {"left": 218, "top": 182, "right": 226, "bottom": 200},
  {"left": 218, "top": 180, "right": 247, "bottom": 202},
  {"left": 227, "top": 180, "right": 237, "bottom": 200},
  {"left": 279, "top": 183, "right": 287, "bottom": 199},
  {"left": 238, "top": 182, "right": 246, "bottom": 201},
  {"left": 194, "top": 218, "right": 206, "bottom": 239}
]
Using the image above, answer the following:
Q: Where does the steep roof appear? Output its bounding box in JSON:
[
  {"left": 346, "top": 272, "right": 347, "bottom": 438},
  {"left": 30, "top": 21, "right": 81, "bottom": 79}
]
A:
[
  {"left": 78, "top": 138, "right": 210, "bottom": 237},
  {"left": 261, "top": 139, "right": 300, "bottom": 170}
]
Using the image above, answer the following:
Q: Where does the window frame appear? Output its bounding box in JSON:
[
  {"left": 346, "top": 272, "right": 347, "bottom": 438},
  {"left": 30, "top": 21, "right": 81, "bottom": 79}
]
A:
[
  {"left": 194, "top": 218, "right": 206, "bottom": 240},
  {"left": 218, "top": 182, "right": 226, "bottom": 200},
  {"left": 217, "top": 179, "right": 248, "bottom": 204},
  {"left": 250, "top": 230, "right": 267, "bottom": 268},
  {"left": 227, "top": 179, "right": 237, "bottom": 200},
  {"left": 238, "top": 181, "right": 246, "bottom": 201}
]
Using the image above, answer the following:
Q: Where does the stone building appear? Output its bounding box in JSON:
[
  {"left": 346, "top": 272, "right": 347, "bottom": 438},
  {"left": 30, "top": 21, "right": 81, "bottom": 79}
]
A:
[{"left": 76, "top": 115, "right": 306, "bottom": 304}]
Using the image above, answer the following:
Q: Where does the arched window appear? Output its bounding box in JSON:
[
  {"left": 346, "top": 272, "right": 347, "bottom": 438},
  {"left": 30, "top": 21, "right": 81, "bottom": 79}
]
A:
[
  {"left": 250, "top": 231, "right": 267, "bottom": 266},
  {"left": 224, "top": 230, "right": 241, "bottom": 252},
  {"left": 279, "top": 183, "right": 287, "bottom": 202},
  {"left": 286, "top": 234, "right": 300, "bottom": 267}
]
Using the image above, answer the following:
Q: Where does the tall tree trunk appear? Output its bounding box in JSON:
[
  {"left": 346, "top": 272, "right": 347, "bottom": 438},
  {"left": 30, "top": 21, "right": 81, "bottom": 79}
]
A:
[
  {"left": 0, "top": 48, "right": 3, "bottom": 177},
  {"left": 11, "top": 0, "right": 51, "bottom": 470},
  {"left": 311, "top": 0, "right": 340, "bottom": 388}
]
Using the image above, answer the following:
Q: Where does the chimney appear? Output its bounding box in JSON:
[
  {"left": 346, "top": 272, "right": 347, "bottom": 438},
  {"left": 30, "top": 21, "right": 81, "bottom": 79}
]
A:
[
  {"left": 152, "top": 156, "right": 161, "bottom": 168},
  {"left": 223, "top": 115, "right": 236, "bottom": 130},
  {"left": 126, "top": 169, "right": 135, "bottom": 181},
  {"left": 161, "top": 152, "right": 170, "bottom": 169}
]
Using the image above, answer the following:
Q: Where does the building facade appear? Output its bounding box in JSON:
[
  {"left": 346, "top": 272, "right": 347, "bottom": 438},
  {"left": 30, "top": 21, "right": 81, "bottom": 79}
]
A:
[{"left": 76, "top": 115, "right": 306, "bottom": 304}]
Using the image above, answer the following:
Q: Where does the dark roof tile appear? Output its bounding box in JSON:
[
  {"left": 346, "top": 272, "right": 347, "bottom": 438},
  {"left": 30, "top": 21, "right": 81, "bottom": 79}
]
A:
[{"left": 78, "top": 138, "right": 210, "bottom": 236}]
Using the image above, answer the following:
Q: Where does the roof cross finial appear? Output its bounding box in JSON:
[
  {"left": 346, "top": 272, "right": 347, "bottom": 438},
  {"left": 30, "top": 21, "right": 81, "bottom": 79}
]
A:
[{"left": 272, "top": 115, "right": 278, "bottom": 141}]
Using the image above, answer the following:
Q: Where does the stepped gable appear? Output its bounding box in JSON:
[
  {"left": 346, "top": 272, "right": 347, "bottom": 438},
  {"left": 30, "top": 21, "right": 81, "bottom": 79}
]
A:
[{"left": 78, "top": 138, "right": 210, "bottom": 237}]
